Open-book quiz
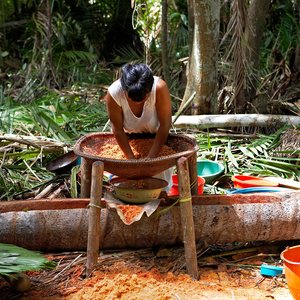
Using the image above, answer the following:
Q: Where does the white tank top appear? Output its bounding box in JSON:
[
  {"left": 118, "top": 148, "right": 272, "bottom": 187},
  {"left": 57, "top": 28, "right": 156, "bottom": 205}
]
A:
[{"left": 108, "top": 76, "right": 160, "bottom": 133}]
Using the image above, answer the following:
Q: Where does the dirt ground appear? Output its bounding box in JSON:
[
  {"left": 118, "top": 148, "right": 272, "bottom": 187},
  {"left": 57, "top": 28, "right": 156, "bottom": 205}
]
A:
[{"left": 0, "top": 242, "right": 295, "bottom": 300}]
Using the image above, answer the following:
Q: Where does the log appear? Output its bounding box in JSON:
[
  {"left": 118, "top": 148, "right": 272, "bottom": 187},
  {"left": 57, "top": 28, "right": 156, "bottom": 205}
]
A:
[
  {"left": 1, "top": 191, "right": 300, "bottom": 251},
  {"left": 172, "top": 114, "right": 300, "bottom": 129}
]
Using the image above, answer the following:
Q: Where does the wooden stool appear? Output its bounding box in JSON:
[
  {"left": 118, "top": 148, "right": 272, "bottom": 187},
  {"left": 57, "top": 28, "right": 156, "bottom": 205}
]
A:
[{"left": 85, "top": 154, "right": 199, "bottom": 279}]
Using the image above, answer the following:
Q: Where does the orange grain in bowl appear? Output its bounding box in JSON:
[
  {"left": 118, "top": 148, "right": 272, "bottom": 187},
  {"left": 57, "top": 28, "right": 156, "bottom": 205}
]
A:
[{"left": 232, "top": 175, "right": 278, "bottom": 188}]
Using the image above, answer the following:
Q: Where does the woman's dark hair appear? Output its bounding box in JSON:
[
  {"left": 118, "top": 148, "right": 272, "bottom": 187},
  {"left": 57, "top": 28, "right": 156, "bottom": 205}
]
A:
[{"left": 120, "top": 63, "right": 154, "bottom": 102}]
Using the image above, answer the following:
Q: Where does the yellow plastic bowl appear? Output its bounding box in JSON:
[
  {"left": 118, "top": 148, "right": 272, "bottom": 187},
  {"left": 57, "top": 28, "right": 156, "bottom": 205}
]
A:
[{"left": 109, "top": 177, "right": 168, "bottom": 204}]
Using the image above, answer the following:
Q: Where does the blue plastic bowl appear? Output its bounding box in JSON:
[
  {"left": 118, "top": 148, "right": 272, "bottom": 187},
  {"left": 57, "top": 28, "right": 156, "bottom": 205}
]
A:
[
  {"left": 227, "top": 187, "right": 291, "bottom": 194},
  {"left": 260, "top": 264, "right": 283, "bottom": 277},
  {"left": 196, "top": 160, "right": 225, "bottom": 184}
]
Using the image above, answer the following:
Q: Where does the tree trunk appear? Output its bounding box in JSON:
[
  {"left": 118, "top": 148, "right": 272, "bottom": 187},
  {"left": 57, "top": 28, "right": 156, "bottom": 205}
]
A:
[
  {"left": 161, "top": 0, "right": 170, "bottom": 85},
  {"left": 29, "top": 0, "right": 57, "bottom": 87},
  {"left": 187, "top": 0, "right": 194, "bottom": 57},
  {"left": 244, "top": 0, "right": 271, "bottom": 113},
  {"left": 181, "top": 0, "right": 220, "bottom": 115},
  {"left": 228, "top": 0, "right": 247, "bottom": 113}
]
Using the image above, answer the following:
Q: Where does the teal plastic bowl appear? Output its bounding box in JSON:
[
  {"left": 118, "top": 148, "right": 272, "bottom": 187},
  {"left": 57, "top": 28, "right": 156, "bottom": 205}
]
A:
[
  {"left": 196, "top": 160, "right": 225, "bottom": 184},
  {"left": 260, "top": 264, "right": 283, "bottom": 277}
]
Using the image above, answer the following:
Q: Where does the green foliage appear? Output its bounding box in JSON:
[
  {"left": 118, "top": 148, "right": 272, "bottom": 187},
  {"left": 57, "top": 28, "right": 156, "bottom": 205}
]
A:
[
  {"left": 132, "top": 0, "right": 161, "bottom": 49},
  {"left": 0, "top": 89, "right": 108, "bottom": 200},
  {"left": 196, "top": 126, "right": 300, "bottom": 183},
  {"left": 0, "top": 243, "right": 56, "bottom": 276},
  {"left": 0, "top": 159, "right": 55, "bottom": 200},
  {"left": 0, "top": 0, "right": 117, "bottom": 88},
  {"left": 0, "top": 0, "right": 299, "bottom": 199},
  {"left": 1, "top": 90, "right": 108, "bottom": 139},
  {"left": 70, "top": 165, "right": 80, "bottom": 198},
  {"left": 261, "top": 1, "right": 299, "bottom": 70}
]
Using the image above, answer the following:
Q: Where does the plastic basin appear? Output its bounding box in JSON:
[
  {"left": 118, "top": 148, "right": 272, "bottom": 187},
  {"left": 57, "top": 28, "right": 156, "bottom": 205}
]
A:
[
  {"left": 232, "top": 175, "right": 278, "bottom": 188},
  {"left": 168, "top": 174, "right": 205, "bottom": 196},
  {"left": 281, "top": 245, "right": 300, "bottom": 299},
  {"left": 227, "top": 187, "right": 291, "bottom": 194},
  {"left": 196, "top": 160, "right": 224, "bottom": 184}
]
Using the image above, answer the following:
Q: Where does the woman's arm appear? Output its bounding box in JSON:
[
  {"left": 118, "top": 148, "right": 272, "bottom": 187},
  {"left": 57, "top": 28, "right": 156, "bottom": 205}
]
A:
[
  {"left": 146, "top": 79, "right": 172, "bottom": 158},
  {"left": 105, "top": 92, "right": 135, "bottom": 159}
]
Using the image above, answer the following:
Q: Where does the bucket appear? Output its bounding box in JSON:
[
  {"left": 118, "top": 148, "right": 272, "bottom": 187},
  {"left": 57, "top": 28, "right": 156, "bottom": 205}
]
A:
[
  {"left": 281, "top": 245, "right": 300, "bottom": 299},
  {"left": 168, "top": 174, "right": 205, "bottom": 196}
]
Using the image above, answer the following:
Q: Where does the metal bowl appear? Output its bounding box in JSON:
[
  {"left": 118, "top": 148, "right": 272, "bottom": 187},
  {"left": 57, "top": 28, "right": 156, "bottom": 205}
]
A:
[
  {"left": 109, "top": 177, "right": 168, "bottom": 204},
  {"left": 74, "top": 132, "right": 198, "bottom": 179},
  {"left": 46, "top": 151, "right": 79, "bottom": 174}
]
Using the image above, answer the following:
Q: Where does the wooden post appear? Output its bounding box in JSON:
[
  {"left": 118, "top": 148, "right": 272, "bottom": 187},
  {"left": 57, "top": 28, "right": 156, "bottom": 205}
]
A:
[
  {"left": 80, "top": 157, "right": 93, "bottom": 198},
  {"left": 177, "top": 157, "right": 199, "bottom": 280},
  {"left": 86, "top": 161, "right": 104, "bottom": 277},
  {"left": 188, "top": 152, "right": 198, "bottom": 195}
]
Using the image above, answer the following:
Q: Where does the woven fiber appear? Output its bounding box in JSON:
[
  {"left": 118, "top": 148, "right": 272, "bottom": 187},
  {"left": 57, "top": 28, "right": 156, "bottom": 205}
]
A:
[{"left": 74, "top": 132, "right": 198, "bottom": 179}]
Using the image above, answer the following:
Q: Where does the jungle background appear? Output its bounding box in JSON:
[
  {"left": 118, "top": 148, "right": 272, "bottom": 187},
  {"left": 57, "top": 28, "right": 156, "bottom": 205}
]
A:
[{"left": 0, "top": 0, "right": 300, "bottom": 200}]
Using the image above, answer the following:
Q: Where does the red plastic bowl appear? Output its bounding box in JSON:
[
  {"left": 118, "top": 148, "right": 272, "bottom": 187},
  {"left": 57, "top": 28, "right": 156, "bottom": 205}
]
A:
[
  {"left": 168, "top": 174, "right": 205, "bottom": 196},
  {"left": 232, "top": 175, "right": 278, "bottom": 188}
]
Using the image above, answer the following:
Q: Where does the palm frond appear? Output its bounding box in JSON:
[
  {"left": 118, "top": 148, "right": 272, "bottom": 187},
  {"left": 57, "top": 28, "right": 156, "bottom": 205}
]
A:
[
  {"left": 0, "top": 243, "right": 55, "bottom": 276},
  {"left": 196, "top": 125, "right": 300, "bottom": 180}
]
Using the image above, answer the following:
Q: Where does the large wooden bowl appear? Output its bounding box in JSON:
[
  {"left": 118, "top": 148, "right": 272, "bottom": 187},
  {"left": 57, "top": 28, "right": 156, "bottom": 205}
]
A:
[{"left": 74, "top": 132, "right": 198, "bottom": 179}]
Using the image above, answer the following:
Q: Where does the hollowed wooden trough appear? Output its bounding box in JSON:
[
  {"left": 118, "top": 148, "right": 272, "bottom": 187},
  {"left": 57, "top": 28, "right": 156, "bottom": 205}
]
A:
[{"left": 1, "top": 191, "right": 300, "bottom": 251}]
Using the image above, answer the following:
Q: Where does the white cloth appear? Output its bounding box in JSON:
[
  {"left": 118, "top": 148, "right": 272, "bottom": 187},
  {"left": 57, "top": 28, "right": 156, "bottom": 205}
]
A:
[
  {"left": 108, "top": 76, "right": 172, "bottom": 192},
  {"left": 108, "top": 76, "right": 160, "bottom": 133}
]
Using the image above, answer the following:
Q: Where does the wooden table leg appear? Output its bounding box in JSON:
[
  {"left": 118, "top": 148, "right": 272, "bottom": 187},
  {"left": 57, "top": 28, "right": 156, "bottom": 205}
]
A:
[
  {"left": 80, "top": 157, "right": 93, "bottom": 198},
  {"left": 86, "top": 161, "right": 104, "bottom": 277},
  {"left": 188, "top": 152, "right": 198, "bottom": 195},
  {"left": 177, "top": 157, "right": 199, "bottom": 280}
]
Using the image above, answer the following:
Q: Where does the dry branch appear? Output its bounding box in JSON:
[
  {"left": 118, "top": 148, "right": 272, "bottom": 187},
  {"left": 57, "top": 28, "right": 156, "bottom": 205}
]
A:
[
  {"left": 0, "top": 134, "right": 70, "bottom": 150},
  {"left": 34, "top": 184, "right": 55, "bottom": 200}
]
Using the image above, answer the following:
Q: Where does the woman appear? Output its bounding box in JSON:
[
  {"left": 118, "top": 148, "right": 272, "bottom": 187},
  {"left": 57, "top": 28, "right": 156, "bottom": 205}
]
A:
[{"left": 105, "top": 63, "right": 173, "bottom": 189}]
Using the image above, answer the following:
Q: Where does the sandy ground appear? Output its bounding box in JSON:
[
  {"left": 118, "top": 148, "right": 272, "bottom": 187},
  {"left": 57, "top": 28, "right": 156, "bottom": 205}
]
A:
[
  {"left": 64, "top": 265, "right": 292, "bottom": 300},
  {"left": 0, "top": 243, "right": 295, "bottom": 300}
]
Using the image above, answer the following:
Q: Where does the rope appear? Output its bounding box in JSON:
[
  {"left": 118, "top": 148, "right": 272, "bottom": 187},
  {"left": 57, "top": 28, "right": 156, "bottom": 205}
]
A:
[
  {"left": 88, "top": 203, "right": 102, "bottom": 209},
  {"left": 179, "top": 197, "right": 192, "bottom": 203},
  {"left": 156, "top": 196, "right": 192, "bottom": 216}
]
